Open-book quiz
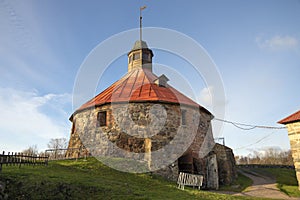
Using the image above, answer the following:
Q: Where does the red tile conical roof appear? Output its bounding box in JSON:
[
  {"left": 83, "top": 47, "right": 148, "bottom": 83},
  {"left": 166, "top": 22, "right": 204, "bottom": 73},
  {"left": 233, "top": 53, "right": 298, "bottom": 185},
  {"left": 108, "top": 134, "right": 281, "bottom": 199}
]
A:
[{"left": 74, "top": 68, "right": 209, "bottom": 115}]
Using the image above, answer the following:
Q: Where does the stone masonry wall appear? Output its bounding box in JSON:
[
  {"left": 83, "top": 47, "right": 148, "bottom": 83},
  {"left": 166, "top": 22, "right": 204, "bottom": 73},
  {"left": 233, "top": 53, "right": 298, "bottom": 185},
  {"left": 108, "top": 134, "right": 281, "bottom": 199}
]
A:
[
  {"left": 286, "top": 122, "right": 300, "bottom": 189},
  {"left": 66, "top": 102, "right": 216, "bottom": 185},
  {"left": 213, "top": 143, "right": 237, "bottom": 185}
]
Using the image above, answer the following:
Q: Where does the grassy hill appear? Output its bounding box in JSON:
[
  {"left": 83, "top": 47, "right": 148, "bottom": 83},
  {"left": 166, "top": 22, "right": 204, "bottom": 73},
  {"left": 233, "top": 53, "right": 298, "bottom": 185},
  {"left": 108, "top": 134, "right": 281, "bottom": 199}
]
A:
[{"left": 0, "top": 158, "right": 265, "bottom": 200}]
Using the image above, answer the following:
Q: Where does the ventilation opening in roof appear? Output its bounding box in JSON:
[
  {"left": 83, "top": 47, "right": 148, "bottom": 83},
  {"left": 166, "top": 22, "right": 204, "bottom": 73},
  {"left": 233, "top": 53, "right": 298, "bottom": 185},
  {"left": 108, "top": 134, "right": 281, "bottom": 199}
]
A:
[{"left": 154, "top": 74, "right": 169, "bottom": 87}]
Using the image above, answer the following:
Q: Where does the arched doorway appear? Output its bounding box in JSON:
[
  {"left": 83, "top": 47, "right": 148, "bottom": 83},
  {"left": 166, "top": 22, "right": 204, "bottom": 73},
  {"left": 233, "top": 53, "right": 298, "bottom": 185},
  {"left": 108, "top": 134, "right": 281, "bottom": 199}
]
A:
[{"left": 178, "top": 153, "right": 195, "bottom": 174}]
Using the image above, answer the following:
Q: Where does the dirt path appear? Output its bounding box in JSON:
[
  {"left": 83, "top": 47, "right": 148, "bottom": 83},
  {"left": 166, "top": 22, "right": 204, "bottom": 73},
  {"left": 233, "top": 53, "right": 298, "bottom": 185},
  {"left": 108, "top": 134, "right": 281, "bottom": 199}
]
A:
[{"left": 233, "top": 169, "right": 299, "bottom": 199}]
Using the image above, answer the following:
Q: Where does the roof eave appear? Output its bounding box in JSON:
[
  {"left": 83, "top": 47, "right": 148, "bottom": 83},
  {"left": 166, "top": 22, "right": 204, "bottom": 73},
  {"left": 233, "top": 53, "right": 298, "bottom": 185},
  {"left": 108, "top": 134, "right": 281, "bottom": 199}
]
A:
[
  {"left": 278, "top": 110, "right": 300, "bottom": 125},
  {"left": 278, "top": 119, "right": 300, "bottom": 125},
  {"left": 69, "top": 100, "right": 213, "bottom": 122}
]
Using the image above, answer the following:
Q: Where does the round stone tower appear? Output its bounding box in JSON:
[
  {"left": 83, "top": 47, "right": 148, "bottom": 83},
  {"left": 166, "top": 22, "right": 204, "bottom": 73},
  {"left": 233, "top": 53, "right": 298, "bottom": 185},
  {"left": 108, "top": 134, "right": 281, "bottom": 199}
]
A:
[{"left": 66, "top": 40, "right": 218, "bottom": 188}]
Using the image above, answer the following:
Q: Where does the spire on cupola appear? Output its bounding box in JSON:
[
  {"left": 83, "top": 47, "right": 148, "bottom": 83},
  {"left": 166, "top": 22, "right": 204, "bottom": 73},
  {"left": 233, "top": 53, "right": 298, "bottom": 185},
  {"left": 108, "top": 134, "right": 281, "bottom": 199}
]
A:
[{"left": 127, "top": 6, "right": 154, "bottom": 72}]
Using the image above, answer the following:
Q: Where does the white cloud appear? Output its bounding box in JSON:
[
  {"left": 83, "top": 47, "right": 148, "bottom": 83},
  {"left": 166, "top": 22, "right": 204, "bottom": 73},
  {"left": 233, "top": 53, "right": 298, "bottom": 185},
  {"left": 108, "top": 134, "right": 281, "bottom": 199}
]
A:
[
  {"left": 256, "top": 35, "right": 299, "bottom": 51},
  {"left": 0, "top": 87, "right": 71, "bottom": 152},
  {"left": 198, "top": 86, "right": 214, "bottom": 109}
]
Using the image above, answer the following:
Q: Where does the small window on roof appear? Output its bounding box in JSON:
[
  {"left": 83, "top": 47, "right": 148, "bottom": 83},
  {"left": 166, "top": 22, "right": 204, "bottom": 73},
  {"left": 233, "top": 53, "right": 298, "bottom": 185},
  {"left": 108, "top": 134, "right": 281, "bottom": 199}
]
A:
[
  {"left": 133, "top": 53, "right": 140, "bottom": 60},
  {"left": 97, "top": 111, "right": 107, "bottom": 127},
  {"left": 142, "top": 53, "right": 149, "bottom": 61}
]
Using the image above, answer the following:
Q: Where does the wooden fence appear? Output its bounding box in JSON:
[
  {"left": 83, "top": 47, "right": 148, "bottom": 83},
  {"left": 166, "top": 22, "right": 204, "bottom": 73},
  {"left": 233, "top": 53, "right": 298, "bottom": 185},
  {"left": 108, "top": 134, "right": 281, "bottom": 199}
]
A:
[
  {"left": 0, "top": 151, "right": 48, "bottom": 172},
  {"left": 45, "top": 147, "right": 89, "bottom": 161}
]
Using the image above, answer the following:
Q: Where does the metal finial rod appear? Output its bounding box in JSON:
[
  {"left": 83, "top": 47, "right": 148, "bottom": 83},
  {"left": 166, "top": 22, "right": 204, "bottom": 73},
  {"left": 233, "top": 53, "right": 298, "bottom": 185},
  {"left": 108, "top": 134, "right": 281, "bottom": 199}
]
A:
[{"left": 140, "top": 6, "right": 146, "bottom": 41}]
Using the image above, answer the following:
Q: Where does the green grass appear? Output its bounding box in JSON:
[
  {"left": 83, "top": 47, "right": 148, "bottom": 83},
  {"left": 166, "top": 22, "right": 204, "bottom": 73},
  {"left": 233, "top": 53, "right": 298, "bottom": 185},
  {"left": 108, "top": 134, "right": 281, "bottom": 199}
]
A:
[
  {"left": 250, "top": 167, "right": 300, "bottom": 197},
  {"left": 0, "top": 158, "right": 264, "bottom": 200},
  {"left": 219, "top": 172, "right": 253, "bottom": 192}
]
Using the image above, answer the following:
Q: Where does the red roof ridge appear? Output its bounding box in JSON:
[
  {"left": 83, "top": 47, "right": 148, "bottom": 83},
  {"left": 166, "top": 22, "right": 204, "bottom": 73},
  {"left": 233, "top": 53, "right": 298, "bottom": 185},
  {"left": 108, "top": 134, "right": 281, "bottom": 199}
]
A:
[
  {"left": 138, "top": 73, "right": 146, "bottom": 97},
  {"left": 278, "top": 110, "right": 300, "bottom": 124},
  {"left": 127, "top": 70, "right": 139, "bottom": 97},
  {"left": 143, "top": 69, "right": 159, "bottom": 98}
]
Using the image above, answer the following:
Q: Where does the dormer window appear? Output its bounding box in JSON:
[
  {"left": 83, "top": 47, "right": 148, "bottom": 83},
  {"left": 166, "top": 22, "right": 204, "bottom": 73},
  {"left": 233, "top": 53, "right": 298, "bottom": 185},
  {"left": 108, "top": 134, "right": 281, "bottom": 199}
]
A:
[{"left": 154, "top": 74, "right": 169, "bottom": 87}]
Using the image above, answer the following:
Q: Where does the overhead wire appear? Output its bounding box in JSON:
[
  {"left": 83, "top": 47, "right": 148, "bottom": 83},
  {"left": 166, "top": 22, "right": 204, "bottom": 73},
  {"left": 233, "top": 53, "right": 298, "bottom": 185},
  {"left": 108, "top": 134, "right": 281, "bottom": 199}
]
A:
[
  {"left": 212, "top": 118, "right": 285, "bottom": 150},
  {"left": 213, "top": 118, "right": 286, "bottom": 130},
  {"left": 234, "top": 131, "right": 276, "bottom": 150}
]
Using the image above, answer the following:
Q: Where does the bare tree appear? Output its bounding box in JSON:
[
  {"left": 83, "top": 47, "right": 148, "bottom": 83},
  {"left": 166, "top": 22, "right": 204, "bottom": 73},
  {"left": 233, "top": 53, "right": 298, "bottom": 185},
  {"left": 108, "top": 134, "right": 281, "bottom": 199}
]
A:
[
  {"left": 47, "top": 138, "right": 68, "bottom": 149},
  {"left": 236, "top": 148, "right": 294, "bottom": 166},
  {"left": 46, "top": 138, "right": 68, "bottom": 159},
  {"left": 22, "top": 145, "right": 38, "bottom": 155}
]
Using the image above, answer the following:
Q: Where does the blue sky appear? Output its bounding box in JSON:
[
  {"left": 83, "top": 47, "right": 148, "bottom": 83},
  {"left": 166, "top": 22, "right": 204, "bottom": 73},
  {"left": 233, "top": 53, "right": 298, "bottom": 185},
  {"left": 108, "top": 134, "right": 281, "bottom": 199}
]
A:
[{"left": 0, "top": 0, "right": 299, "bottom": 156}]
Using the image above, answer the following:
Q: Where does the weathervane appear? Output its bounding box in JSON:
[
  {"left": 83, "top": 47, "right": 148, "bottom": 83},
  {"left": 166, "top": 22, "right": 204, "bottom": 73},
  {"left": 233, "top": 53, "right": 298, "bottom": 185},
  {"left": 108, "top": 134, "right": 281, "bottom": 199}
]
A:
[{"left": 140, "top": 6, "right": 146, "bottom": 41}]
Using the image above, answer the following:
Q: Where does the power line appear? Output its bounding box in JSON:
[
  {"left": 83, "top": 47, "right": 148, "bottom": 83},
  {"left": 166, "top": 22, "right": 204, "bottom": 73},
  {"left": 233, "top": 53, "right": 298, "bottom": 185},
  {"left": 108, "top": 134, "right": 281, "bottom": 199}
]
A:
[
  {"left": 235, "top": 131, "right": 275, "bottom": 150},
  {"left": 213, "top": 118, "right": 286, "bottom": 130}
]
